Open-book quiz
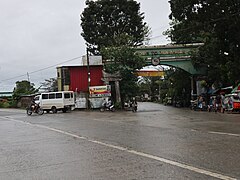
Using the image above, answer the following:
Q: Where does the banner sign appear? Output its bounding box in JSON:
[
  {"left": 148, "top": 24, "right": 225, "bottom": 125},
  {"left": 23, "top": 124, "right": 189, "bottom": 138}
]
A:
[
  {"left": 135, "top": 70, "right": 164, "bottom": 77},
  {"left": 89, "top": 85, "right": 111, "bottom": 97}
]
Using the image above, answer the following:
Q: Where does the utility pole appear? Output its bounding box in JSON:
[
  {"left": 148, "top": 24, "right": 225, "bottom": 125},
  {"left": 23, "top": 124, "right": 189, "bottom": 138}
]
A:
[
  {"left": 27, "top": 72, "right": 30, "bottom": 82},
  {"left": 86, "top": 48, "right": 91, "bottom": 109}
]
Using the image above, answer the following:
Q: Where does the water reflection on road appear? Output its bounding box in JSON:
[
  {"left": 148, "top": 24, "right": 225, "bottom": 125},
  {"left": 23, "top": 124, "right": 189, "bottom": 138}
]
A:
[{"left": 0, "top": 102, "right": 240, "bottom": 179}]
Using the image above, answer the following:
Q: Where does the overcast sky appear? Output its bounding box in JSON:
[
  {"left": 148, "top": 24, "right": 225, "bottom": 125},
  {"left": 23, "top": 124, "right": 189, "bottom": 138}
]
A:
[{"left": 0, "top": 0, "right": 171, "bottom": 92}]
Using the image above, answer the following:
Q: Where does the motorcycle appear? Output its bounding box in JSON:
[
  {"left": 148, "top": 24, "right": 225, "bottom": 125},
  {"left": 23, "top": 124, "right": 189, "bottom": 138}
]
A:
[
  {"left": 190, "top": 99, "right": 207, "bottom": 111},
  {"left": 100, "top": 100, "right": 115, "bottom": 112},
  {"left": 131, "top": 101, "right": 138, "bottom": 112},
  {"left": 124, "top": 100, "right": 137, "bottom": 112},
  {"left": 124, "top": 101, "right": 132, "bottom": 111},
  {"left": 26, "top": 103, "right": 44, "bottom": 115}
]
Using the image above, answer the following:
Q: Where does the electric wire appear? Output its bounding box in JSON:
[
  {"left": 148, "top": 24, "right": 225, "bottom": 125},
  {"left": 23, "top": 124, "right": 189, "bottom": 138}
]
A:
[
  {"left": 1, "top": 12, "right": 239, "bottom": 83},
  {"left": 0, "top": 56, "right": 82, "bottom": 83}
]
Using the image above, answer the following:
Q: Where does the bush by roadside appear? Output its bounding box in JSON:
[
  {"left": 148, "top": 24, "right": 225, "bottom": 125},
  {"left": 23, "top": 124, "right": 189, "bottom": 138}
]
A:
[{"left": 0, "top": 100, "right": 17, "bottom": 108}]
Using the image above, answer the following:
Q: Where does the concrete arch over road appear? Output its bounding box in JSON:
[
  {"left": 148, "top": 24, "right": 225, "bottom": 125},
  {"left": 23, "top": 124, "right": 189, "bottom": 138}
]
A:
[{"left": 135, "top": 43, "right": 207, "bottom": 75}]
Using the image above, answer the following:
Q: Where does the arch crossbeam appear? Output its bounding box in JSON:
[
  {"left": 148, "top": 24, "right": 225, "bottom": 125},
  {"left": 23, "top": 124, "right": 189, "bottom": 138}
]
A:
[{"left": 135, "top": 43, "right": 206, "bottom": 75}]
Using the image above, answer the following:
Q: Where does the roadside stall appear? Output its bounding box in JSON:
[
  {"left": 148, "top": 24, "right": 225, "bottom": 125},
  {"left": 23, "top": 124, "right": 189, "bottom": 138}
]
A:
[
  {"left": 223, "top": 93, "right": 240, "bottom": 113},
  {"left": 222, "top": 84, "right": 240, "bottom": 113},
  {"left": 89, "top": 85, "right": 111, "bottom": 109},
  {"left": 232, "top": 83, "right": 240, "bottom": 96}
]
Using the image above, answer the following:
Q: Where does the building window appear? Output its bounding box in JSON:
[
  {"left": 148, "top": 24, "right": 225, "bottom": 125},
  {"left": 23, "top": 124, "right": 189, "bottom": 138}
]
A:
[{"left": 63, "top": 68, "right": 70, "bottom": 85}]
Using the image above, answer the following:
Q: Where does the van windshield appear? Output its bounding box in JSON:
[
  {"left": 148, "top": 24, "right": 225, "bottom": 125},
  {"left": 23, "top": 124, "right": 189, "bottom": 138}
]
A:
[{"left": 34, "top": 96, "right": 39, "bottom": 101}]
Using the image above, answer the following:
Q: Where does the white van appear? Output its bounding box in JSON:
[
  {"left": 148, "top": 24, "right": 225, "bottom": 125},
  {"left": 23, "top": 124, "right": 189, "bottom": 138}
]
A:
[{"left": 34, "top": 91, "right": 75, "bottom": 113}]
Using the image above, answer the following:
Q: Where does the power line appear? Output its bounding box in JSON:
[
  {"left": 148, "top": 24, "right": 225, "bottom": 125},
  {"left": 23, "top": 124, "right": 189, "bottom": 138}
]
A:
[
  {"left": 150, "top": 25, "right": 170, "bottom": 33},
  {"left": 149, "top": 35, "right": 166, "bottom": 40},
  {"left": 0, "top": 56, "right": 82, "bottom": 83},
  {"left": 28, "top": 56, "right": 82, "bottom": 74}
]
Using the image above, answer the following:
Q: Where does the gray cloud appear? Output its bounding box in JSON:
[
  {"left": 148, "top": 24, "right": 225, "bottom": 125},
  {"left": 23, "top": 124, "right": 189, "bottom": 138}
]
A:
[{"left": 0, "top": 0, "right": 170, "bottom": 91}]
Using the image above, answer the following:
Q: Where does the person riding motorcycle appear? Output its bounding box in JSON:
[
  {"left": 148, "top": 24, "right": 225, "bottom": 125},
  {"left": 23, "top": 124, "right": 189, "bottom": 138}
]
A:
[
  {"left": 131, "top": 97, "right": 138, "bottom": 112},
  {"left": 26, "top": 99, "right": 43, "bottom": 115},
  {"left": 30, "top": 99, "right": 38, "bottom": 112}
]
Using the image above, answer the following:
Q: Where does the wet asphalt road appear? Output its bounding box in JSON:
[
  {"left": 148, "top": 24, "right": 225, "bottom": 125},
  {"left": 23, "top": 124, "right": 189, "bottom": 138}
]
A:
[{"left": 0, "top": 102, "right": 240, "bottom": 180}]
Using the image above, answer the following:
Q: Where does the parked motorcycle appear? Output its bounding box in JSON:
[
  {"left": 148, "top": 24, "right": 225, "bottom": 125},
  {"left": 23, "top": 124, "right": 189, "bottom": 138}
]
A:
[
  {"left": 124, "top": 101, "right": 132, "bottom": 111},
  {"left": 26, "top": 103, "right": 44, "bottom": 115},
  {"left": 131, "top": 101, "right": 138, "bottom": 112},
  {"left": 100, "top": 100, "right": 115, "bottom": 112},
  {"left": 124, "top": 98, "right": 138, "bottom": 112},
  {"left": 190, "top": 99, "right": 207, "bottom": 111}
]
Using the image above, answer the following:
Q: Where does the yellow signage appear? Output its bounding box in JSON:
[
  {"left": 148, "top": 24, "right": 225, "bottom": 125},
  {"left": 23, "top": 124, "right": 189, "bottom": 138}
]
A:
[
  {"left": 135, "top": 71, "right": 165, "bottom": 77},
  {"left": 89, "top": 85, "right": 111, "bottom": 97}
]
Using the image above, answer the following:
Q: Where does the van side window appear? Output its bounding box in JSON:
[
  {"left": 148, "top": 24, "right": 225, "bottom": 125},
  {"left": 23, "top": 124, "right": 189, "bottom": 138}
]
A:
[
  {"left": 42, "top": 94, "right": 49, "bottom": 99},
  {"left": 64, "top": 93, "right": 70, "bottom": 99},
  {"left": 49, "top": 93, "right": 55, "bottom": 99},
  {"left": 71, "top": 93, "right": 73, "bottom": 98},
  {"left": 56, "top": 93, "right": 62, "bottom": 99}
]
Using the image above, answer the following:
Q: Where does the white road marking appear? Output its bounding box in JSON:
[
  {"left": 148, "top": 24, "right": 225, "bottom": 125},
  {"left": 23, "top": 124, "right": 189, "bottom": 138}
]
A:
[
  {"left": 1, "top": 116, "right": 237, "bottom": 180},
  {"left": 209, "top": 131, "right": 240, "bottom": 137},
  {"left": 191, "top": 129, "right": 240, "bottom": 137}
]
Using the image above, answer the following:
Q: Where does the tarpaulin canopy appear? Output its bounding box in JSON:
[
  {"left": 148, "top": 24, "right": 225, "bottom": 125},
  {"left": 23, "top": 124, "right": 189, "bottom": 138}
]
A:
[
  {"left": 209, "top": 86, "right": 233, "bottom": 95},
  {"left": 232, "top": 83, "right": 240, "bottom": 93}
]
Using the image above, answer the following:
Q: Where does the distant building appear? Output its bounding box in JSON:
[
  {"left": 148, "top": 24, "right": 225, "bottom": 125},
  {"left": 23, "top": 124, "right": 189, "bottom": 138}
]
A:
[
  {"left": 57, "top": 65, "right": 104, "bottom": 92},
  {"left": 17, "top": 95, "right": 35, "bottom": 108},
  {"left": 56, "top": 56, "right": 123, "bottom": 108},
  {"left": 0, "top": 92, "right": 13, "bottom": 98},
  {"left": 57, "top": 55, "right": 104, "bottom": 92}
]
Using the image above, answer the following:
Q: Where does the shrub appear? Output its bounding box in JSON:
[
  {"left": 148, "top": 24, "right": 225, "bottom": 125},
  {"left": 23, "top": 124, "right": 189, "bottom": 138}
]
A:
[
  {"left": 9, "top": 100, "right": 18, "bottom": 108},
  {"left": 0, "top": 101, "right": 10, "bottom": 108}
]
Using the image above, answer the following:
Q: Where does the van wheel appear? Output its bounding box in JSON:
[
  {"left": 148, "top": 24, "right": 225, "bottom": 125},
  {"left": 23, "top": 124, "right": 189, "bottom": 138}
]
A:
[{"left": 51, "top": 106, "right": 57, "bottom": 113}]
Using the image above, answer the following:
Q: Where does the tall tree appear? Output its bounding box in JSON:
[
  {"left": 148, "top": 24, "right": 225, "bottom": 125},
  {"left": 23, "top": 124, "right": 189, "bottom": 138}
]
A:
[
  {"left": 13, "top": 80, "right": 38, "bottom": 100},
  {"left": 40, "top": 78, "right": 58, "bottom": 92},
  {"left": 168, "top": 0, "right": 240, "bottom": 87},
  {"left": 81, "top": 0, "right": 149, "bottom": 54},
  {"left": 81, "top": 0, "right": 149, "bottom": 103},
  {"left": 101, "top": 45, "right": 145, "bottom": 102}
]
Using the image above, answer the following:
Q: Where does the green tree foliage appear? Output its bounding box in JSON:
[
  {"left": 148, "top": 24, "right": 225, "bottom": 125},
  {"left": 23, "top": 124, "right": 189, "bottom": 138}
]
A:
[
  {"left": 81, "top": 0, "right": 149, "bottom": 103},
  {"left": 168, "top": 0, "right": 240, "bottom": 87},
  {"left": 165, "top": 69, "right": 191, "bottom": 96},
  {"left": 138, "top": 76, "right": 160, "bottom": 99},
  {"left": 81, "top": 0, "right": 149, "bottom": 54},
  {"left": 40, "top": 78, "right": 58, "bottom": 92},
  {"left": 101, "top": 45, "right": 145, "bottom": 101},
  {"left": 160, "top": 69, "right": 191, "bottom": 106},
  {"left": 137, "top": 69, "right": 191, "bottom": 105},
  {"left": 13, "top": 80, "right": 38, "bottom": 100}
]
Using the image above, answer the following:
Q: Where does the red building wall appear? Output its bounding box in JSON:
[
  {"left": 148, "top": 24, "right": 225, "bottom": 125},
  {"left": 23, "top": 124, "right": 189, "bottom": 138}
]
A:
[{"left": 69, "top": 66, "right": 104, "bottom": 92}]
